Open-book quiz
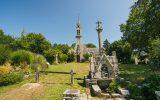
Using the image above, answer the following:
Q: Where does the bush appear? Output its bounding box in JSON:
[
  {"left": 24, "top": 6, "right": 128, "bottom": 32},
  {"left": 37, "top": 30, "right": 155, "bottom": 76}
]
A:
[
  {"left": 107, "top": 80, "right": 119, "bottom": 93},
  {"left": 31, "top": 54, "right": 47, "bottom": 71},
  {"left": 0, "top": 66, "right": 13, "bottom": 75},
  {"left": 83, "top": 53, "right": 91, "bottom": 61},
  {"left": 0, "top": 72, "right": 24, "bottom": 86},
  {"left": 129, "top": 84, "right": 144, "bottom": 100},
  {"left": 59, "top": 54, "right": 68, "bottom": 63},
  {"left": 11, "top": 50, "right": 33, "bottom": 66},
  {"left": 67, "top": 49, "right": 75, "bottom": 62},
  {"left": 141, "top": 75, "right": 160, "bottom": 100}
]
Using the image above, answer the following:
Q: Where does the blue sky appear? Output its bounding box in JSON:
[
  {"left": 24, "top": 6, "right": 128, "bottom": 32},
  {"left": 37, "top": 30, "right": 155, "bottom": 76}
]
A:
[{"left": 0, "top": 0, "right": 135, "bottom": 46}]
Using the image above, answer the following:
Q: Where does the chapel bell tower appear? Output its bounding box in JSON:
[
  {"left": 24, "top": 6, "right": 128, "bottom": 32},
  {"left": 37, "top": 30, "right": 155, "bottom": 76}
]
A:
[{"left": 75, "top": 17, "right": 82, "bottom": 62}]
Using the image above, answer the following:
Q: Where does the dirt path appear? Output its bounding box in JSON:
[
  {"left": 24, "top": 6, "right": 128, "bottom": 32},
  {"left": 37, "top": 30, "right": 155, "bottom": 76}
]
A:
[{"left": 0, "top": 83, "right": 45, "bottom": 100}]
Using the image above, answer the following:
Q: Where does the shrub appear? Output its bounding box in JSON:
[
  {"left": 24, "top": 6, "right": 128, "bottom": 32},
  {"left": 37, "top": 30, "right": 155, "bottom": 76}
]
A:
[
  {"left": 11, "top": 50, "right": 33, "bottom": 66},
  {"left": 83, "top": 53, "right": 91, "bottom": 61},
  {"left": 107, "top": 80, "right": 119, "bottom": 93},
  {"left": 67, "top": 49, "right": 75, "bottom": 62},
  {"left": 0, "top": 66, "right": 13, "bottom": 75},
  {"left": 129, "top": 84, "right": 144, "bottom": 100},
  {"left": 141, "top": 75, "right": 160, "bottom": 100},
  {"left": 31, "top": 54, "right": 47, "bottom": 71},
  {"left": 0, "top": 72, "right": 24, "bottom": 86},
  {"left": 59, "top": 54, "right": 68, "bottom": 63}
]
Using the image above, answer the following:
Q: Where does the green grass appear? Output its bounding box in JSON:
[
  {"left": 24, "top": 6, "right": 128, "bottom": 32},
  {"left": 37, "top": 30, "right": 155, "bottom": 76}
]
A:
[
  {"left": 1, "top": 63, "right": 157, "bottom": 100},
  {"left": 0, "top": 63, "right": 90, "bottom": 100},
  {"left": 0, "top": 77, "right": 33, "bottom": 94},
  {"left": 119, "top": 64, "right": 152, "bottom": 85},
  {"left": 32, "top": 62, "right": 90, "bottom": 100}
]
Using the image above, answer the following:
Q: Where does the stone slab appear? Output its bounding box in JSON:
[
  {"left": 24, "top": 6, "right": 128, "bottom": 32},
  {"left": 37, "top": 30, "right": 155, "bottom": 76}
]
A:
[
  {"left": 111, "top": 93, "right": 121, "bottom": 98},
  {"left": 118, "top": 88, "right": 130, "bottom": 97},
  {"left": 91, "top": 85, "right": 101, "bottom": 96},
  {"left": 155, "top": 91, "right": 160, "bottom": 100},
  {"left": 63, "top": 89, "right": 80, "bottom": 100}
]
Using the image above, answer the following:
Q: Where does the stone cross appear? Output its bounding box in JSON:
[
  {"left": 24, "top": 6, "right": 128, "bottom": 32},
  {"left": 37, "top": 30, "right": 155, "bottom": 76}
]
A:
[
  {"left": 70, "top": 69, "right": 74, "bottom": 85},
  {"left": 35, "top": 66, "right": 39, "bottom": 83},
  {"left": 55, "top": 54, "right": 58, "bottom": 64}
]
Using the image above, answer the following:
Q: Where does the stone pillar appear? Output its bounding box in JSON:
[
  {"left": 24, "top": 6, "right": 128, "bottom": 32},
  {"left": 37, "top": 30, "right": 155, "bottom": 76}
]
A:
[
  {"left": 55, "top": 54, "right": 58, "bottom": 64},
  {"left": 96, "top": 21, "right": 103, "bottom": 56},
  {"left": 35, "top": 67, "right": 39, "bottom": 83},
  {"left": 70, "top": 69, "right": 74, "bottom": 85},
  {"left": 98, "top": 32, "right": 102, "bottom": 55},
  {"left": 135, "top": 57, "right": 138, "bottom": 65}
]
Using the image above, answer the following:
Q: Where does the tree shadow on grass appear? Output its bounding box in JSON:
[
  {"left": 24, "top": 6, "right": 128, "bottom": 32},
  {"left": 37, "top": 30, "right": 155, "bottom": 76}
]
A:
[{"left": 77, "top": 82, "right": 85, "bottom": 87}]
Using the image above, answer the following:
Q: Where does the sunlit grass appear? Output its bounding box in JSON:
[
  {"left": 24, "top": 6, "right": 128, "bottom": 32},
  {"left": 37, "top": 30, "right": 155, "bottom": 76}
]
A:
[
  {"left": 34, "top": 62, "right": 90, "bottom": 100},
  {"left": 119, "top": 64, "right": 151, "bottom": 84}
]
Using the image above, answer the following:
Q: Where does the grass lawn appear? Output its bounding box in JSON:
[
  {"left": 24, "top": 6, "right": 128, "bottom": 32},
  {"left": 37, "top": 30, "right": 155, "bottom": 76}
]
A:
[
  {"left": 119, "top": 64, "right": 153, "bottom": 85},
  {"left": 36, "top": 62, "right": 90, "bottom": 100},
  {"left": 0, "top": 63, "right": 158, "bottom": 100},
  {"left": 0, "top": 62, "right": 90, "bottom": 100}
]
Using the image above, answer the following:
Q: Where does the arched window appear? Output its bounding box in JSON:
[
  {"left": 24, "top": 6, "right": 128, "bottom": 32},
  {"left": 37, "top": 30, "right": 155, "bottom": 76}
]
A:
[{"left": 101, "top": 64, "right": 109, "bottom": 78}]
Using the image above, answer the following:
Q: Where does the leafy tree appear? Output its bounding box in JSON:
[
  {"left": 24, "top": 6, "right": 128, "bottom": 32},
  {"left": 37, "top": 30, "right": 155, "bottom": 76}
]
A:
[
  {"left": 44, "top": 48, "right": 62, "bottom": 64},
  {"left": 53, "top": 44, "right": 70, "bottom": 54},
  {"left": 120, "top": 0, "right": 160, "bottom": 51},
  {"left": 59, "top": 54, "right": 68, "bottom": 63},
  {"left": 71, "top": 43, "right": 76, "bottom": 49},
  {"left": 86, "top": 43, "right": 96, "bottom": 48},
  {"left": 108, "top": 40, "right": 132, "bottom": 63},
  {"left": 0, "top": 44, "right": 12, "bottom": 65},
  {"left": 83, "top": 53, "right": 91, "bottom": 61},
  {"left": 19, "top": 33, "right": 51, "bottom": 55},
  {"left": 0, "top": 29, "right": 15, "bottom": 47},
  {"left": 149, "top": 39, "right": 160, "bottom": 70},
  {"left": 103, "top": 39, "right": 110, "bottom": 54}
]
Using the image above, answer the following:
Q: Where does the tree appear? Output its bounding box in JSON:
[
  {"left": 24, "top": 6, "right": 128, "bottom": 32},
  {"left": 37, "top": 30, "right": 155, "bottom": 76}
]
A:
[
  {"left": 149, "top": 39, "right": 160, "bottom": 70},
  {"left": 108, "top": 40, "right": 132, "bottom": 63},
  {"left": 120, "top": 0, "right": 160, "bottom": 51},
  {"left": 83, "top": 53, "right": 91, "bottom": 61},
  {"left": 0, "top": 44, "right": 12, "bottom": 65},
  {"left": 19, "top": 33, "right": 51, "bottom": 55},
  {"left": 86, "top": 43, "right": 96, "bottom": 48},
  {"left": 103, "top": 39, "right": 110, "bottom": 54},
  {"left": 44, "top": 48, "right": 62, "bottom": 64},
  {"left": 71, "top": 43, "right": 76, "bottom": 49},
  {"left": 53, "top": 44, "right": 70, "bottom": 54},
  {"left": 0, "top": 29, "right": 15, "bottom": 47}
]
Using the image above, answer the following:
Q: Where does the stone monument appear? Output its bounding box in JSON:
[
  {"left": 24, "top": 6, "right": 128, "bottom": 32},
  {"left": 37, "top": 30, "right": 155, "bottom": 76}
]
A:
[{"left": 84, "top": 21, "right": 120, "bottom": 98}]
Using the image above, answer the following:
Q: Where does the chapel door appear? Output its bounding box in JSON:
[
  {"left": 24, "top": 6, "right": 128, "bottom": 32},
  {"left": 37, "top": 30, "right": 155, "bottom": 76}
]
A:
[{"left": 77, "top": 55, "right": 80, "bottom": 62}]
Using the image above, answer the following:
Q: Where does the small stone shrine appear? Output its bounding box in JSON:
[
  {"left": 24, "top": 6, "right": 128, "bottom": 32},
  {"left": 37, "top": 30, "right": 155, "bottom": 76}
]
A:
[{"left": 90, "top": 51, "right": 119, "bottom": 79}]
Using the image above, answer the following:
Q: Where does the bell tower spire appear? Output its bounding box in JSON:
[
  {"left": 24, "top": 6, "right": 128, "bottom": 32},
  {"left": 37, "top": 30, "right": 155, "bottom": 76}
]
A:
[
  {"left": 75, "top": 17, "right": 82, "bottom": 62},
  {"left": 76, "top": 16, "right": 81, "bottom": 36}
]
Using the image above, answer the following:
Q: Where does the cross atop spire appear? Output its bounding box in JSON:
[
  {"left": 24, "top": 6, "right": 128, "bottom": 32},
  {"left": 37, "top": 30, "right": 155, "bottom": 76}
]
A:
[{"left": 77, "top": 16, "right": 80, "bottom": 28}]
